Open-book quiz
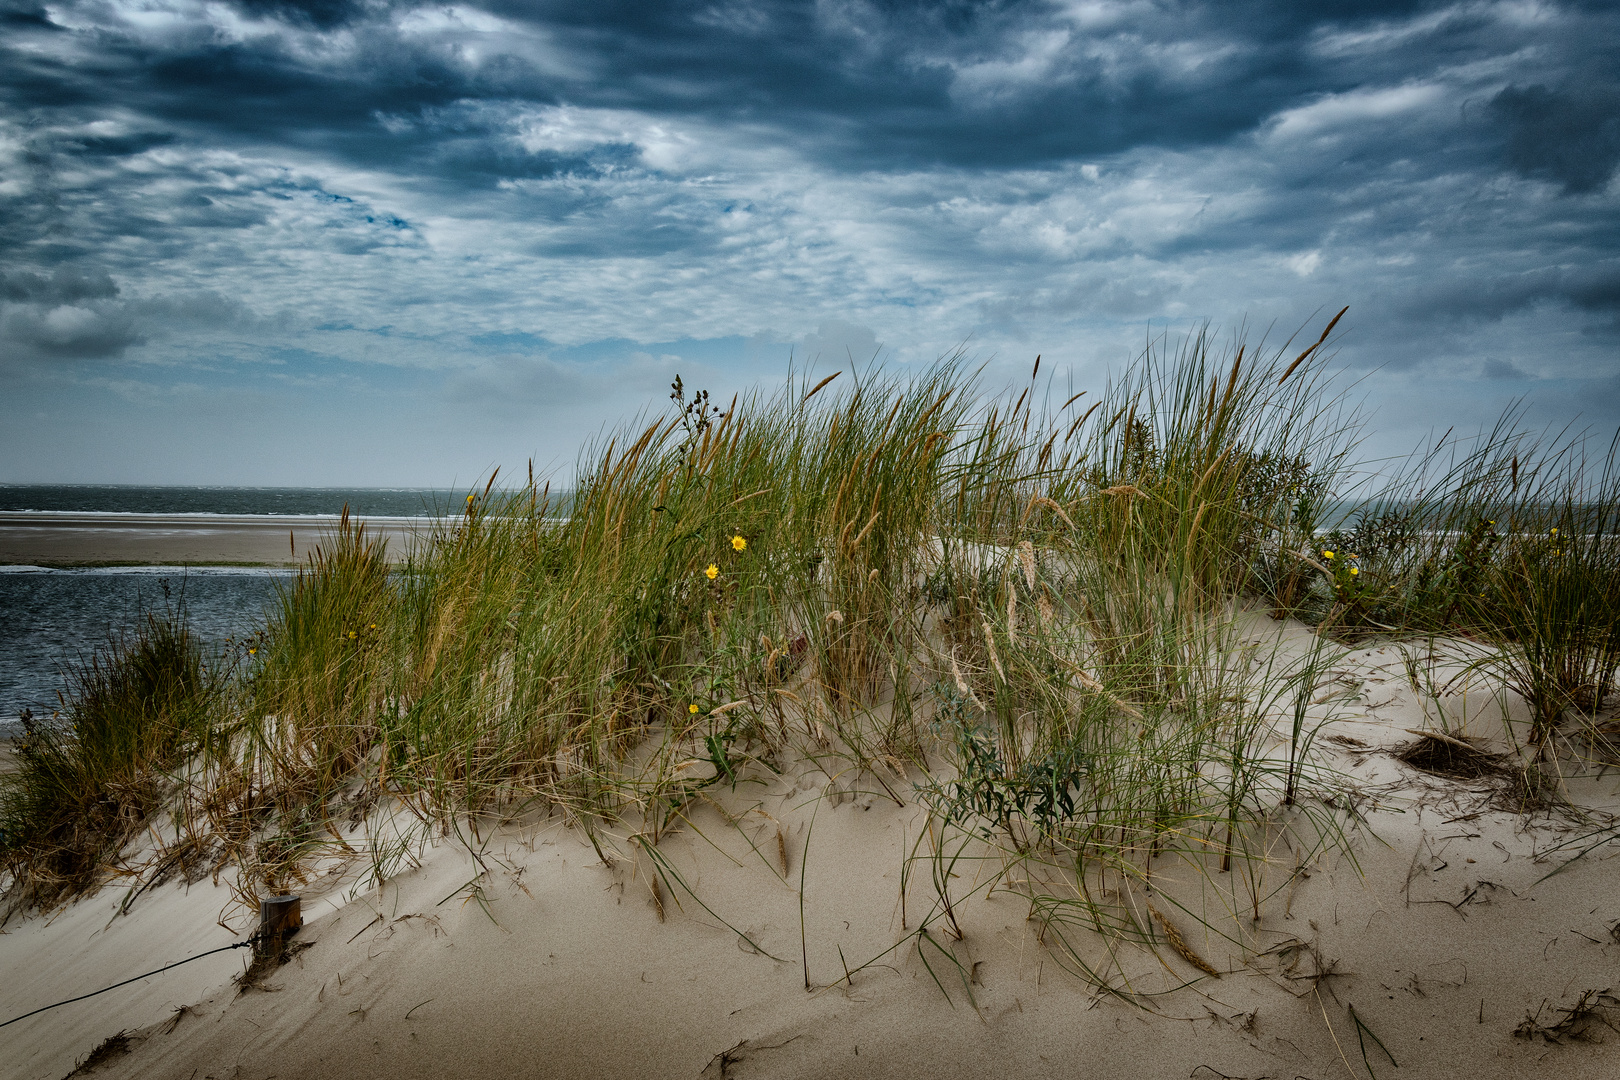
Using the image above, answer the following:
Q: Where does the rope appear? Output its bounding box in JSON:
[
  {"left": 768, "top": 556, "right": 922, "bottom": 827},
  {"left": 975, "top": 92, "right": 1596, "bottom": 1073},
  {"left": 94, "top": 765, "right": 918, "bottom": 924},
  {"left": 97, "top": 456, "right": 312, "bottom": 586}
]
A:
[{"left": 0, "top": 939, "right": 258, "bottom": 1030}]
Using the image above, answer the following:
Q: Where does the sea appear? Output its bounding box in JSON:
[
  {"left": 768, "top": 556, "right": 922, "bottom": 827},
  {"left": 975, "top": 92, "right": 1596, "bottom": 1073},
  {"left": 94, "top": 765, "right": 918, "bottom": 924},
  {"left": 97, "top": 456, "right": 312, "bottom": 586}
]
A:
[
  {"left": 0, "top": 486, "right": 447, "bottom": 737},
  {"left": 0, "top": 485, "right": 449, "bottom": 517}
]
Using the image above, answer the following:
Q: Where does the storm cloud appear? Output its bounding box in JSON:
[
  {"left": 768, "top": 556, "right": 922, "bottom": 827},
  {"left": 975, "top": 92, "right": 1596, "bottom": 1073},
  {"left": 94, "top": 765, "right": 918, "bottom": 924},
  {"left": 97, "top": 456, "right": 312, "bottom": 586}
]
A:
[{"left": 1, "top": 0, "right": 1616, "bottom": 483}]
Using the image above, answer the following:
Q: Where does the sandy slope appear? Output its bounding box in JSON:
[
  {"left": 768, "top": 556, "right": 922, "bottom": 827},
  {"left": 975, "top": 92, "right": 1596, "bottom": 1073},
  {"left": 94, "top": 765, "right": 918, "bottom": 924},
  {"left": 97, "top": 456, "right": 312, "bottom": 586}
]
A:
[{"left": 5, "top": 635, "right": 1620, "bottom": 1080}]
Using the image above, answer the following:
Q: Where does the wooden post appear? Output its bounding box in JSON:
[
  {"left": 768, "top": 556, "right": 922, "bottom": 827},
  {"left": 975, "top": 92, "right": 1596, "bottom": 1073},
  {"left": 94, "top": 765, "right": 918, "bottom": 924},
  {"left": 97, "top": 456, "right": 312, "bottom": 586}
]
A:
[{"left": 258, "top": 894, "right": 302, "bottom": 951}]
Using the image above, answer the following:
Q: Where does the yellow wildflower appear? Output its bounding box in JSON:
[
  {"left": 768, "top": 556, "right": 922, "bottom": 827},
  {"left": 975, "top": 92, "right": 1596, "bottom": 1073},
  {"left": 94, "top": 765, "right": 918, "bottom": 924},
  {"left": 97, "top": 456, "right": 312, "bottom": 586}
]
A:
[
  {"left": 688, "top": 703, "right": 700, "bottom": 715},
  {"left": 731, "top": 535, "right": 747, "bottom": 551},
  {"left": 348, "top": 630, "right": 357, "bottom": 639},
  {"left": 705, "top": 564, "right": 719, "bottom": 580},
  {"left": 1322, "top": 550, "right": 1335, "bottom": 560},
  {"left": 1349, "top": 567, "right": 1359, "bottom": 576}
]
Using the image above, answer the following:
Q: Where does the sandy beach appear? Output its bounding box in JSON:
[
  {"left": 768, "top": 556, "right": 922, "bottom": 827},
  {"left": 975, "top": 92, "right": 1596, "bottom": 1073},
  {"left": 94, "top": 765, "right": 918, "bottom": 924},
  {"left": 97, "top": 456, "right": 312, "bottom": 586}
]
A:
[
  {"left": 0, "top": 513, "right": 428, "bottom": 567},
  {"left": 3, "top": 622, "right": 1619, "bottom": 1080}
]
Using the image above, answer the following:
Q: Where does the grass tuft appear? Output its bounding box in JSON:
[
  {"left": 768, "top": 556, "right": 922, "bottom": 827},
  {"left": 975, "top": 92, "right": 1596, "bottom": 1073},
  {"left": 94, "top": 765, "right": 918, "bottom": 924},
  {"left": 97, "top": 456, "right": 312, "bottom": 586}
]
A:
[{"left": 2, "top": 603, "right": 213, "bottom": 910}]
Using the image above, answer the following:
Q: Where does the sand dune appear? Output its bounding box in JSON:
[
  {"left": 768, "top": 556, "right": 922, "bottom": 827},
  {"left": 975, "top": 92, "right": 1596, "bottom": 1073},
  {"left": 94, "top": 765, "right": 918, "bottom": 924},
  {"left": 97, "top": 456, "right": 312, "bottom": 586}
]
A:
[{"left": 4, "top": 629, "right": 1619, "bottom": 1080}]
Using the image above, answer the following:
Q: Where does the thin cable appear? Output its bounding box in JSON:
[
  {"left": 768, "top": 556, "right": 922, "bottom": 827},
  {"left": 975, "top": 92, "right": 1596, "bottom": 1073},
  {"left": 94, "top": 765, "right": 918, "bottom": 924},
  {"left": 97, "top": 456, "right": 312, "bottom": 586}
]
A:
[{"left": 0, "top": 939, "right": 255, "bottom": 1030}]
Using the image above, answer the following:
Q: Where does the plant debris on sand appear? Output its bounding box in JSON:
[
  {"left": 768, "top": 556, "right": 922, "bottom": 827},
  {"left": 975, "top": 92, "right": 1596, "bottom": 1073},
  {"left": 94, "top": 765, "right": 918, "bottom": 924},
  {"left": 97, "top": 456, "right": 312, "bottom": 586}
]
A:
[
  {"left": 1515, "top": 989, "right": 1620, "bottom": 1044},
  {"left": 1394, "top": 730, "right": 1513, "bottom": 782},
  {"left": 65, "top": 1031, "right": 134, "bottom": 1076}
]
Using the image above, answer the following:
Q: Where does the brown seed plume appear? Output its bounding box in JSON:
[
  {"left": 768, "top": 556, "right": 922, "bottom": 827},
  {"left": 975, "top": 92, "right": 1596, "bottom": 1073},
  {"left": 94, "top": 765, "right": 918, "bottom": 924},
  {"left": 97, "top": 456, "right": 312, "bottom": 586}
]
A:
[{"left": 1149, "top": 904, "right": 1219, "bottom": 978}]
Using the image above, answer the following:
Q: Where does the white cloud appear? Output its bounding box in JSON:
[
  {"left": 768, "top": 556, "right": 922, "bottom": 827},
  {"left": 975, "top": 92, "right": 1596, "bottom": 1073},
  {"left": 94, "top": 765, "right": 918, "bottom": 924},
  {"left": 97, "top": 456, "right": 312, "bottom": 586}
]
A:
[
  {"left": 1310, "top": 5, "right": 1465, "bottom": 57},
  {"left": 1287, "top": 251, "right": 1323, "bottom": 278},
  {"left": 1268, "top": 83, "right": 1448, "bottom": 141},
  {"left": 395, "top": 5, "right": 514, "bottom": 36},
  {"left": 947, "top": 29, "right": 1075, "bottom": 102}
]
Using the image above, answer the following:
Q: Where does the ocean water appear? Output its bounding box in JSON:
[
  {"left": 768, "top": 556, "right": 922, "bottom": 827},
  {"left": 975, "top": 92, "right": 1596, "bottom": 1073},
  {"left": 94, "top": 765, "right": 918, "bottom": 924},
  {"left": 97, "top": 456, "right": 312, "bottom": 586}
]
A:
[
  {"left": 0, "top": 487, "right": 444, "bottom": 738},
  {"left": 0, "top": 485, "right": 448, "bottom": 517},
  {"left": 0, "top": 567, "right": 293, "bottom": 736}
]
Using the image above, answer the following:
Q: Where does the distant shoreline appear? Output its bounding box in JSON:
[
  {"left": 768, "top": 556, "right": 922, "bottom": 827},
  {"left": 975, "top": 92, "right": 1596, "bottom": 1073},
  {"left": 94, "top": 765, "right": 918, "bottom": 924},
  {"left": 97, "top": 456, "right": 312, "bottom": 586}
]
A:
[{"left": 0, "top": 511, "right": 430, "bottom": 566}]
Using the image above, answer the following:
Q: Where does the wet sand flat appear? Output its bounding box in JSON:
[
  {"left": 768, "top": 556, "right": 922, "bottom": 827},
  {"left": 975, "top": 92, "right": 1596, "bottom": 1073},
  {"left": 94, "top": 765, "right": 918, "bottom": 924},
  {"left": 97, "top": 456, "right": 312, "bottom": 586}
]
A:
[{"left": 0, "top": 512, "right": 428, "bottom": 566}]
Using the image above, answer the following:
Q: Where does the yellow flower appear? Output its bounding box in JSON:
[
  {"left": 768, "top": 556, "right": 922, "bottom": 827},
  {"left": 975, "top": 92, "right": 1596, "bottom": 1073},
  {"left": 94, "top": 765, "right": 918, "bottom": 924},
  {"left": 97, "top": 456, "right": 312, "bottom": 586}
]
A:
[
  {"left": 1322, "top": 550, "right": 1335, "bottom": 559},
  {"left": 248, "top": 647, "right": 257, "bottom": 655},
  {"left": 731, "top": 535, "right": 747, "bottom": 551},
  {"left": 1349, "top": 567, "right": 1359, "bottom": 576},
  {"left": 688, "top": 703, "right": 700, "bottom": 715},
  {"left": 348, "top": 630, "right": 357, "bottom": 639},
  {"left": 705, "top": 564, "right": 719, "bottom": 580}
]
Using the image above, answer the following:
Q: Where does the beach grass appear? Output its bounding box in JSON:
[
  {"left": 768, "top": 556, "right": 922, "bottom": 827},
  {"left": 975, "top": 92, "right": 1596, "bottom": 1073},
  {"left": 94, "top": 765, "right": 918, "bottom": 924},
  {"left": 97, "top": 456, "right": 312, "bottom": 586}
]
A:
[{"left": 1, "top": 605, "right": 217, "bottom": 907}]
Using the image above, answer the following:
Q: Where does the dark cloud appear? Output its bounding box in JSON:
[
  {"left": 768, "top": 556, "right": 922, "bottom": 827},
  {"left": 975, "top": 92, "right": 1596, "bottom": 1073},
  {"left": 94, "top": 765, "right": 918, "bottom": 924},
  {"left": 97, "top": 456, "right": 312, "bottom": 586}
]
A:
[
  {"left": 1490, "top": 84, "right": 1620, "bottom": 194},
  {"left": 495, "top": 0, "right": 1448, "bottom": 168},
  {"left": 229, "top": 0, "right": 371, "bottom": 31},
  {"left": 1, "top": 304, "right": 141, "bottom": 360},
  {"left": 0, "top": 267, "right": 119, "bottom": 305},
  {"left": 0, "top": 266, "right": 135, "bottom": 361},
  {"left": 7, "top": 0, "right": 1586, "bottom": 176},
  {"left": 71, "top": 131, "right": 177, "bottom": 158},
  {"left": 0, "top": 2, "right": 57, "bottom": 30},
  {"left": 1481, "top": 357, "right": 1529, "bottom": 380},
  {"left": 0, "top": 259, "right": 277, "bottom": 366},
  {"left": 1396, "top": 264, "right": 1620, "bottom": 327}
]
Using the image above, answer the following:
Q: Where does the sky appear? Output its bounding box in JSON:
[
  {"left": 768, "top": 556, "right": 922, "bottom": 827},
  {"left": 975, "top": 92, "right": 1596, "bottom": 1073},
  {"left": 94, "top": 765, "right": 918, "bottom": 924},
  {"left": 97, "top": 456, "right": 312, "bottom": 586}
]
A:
[{"left": 1, "top": 0, "right": 1617, "bottom": 487}]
